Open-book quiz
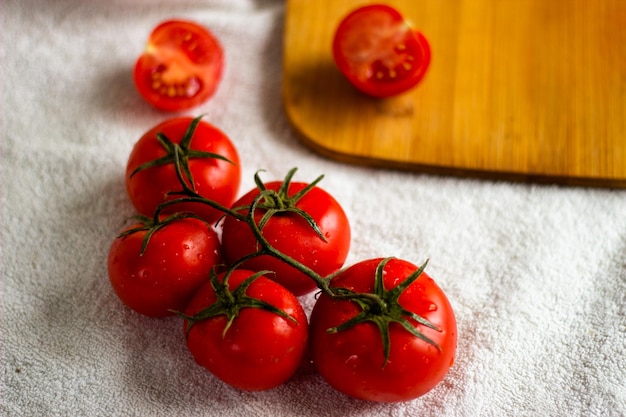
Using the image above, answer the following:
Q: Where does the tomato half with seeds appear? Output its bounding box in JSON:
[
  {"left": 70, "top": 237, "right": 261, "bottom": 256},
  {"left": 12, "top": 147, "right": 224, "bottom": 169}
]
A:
[
  {"left": 134, "top": 19, "right": 224, "bottom": 111},
  {"left": 310, "top": 258, "right": 457, "bottom": 402},
  {"left": 333, "top": 4, "right": 431, "bottom": 98},
  {"left": 183, "top": 269, "right": 309, "bottom": 391},
  {"left": 107, "top": 215, "right": 222, "bottom": 318},
  {"left": 125, "top": 116, "right": 241, "bottom": 223}
]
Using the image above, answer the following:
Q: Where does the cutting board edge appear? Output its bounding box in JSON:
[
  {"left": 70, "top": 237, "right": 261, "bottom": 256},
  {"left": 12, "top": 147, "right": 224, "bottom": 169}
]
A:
[{"left": 283, "top": 100, "right": 626, "bottom": 189}]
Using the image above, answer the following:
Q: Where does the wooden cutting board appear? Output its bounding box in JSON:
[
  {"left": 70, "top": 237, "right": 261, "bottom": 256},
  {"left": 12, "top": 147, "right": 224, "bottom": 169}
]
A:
[{"left": 282, "top": 0, "right": 626, "bottom": 187}]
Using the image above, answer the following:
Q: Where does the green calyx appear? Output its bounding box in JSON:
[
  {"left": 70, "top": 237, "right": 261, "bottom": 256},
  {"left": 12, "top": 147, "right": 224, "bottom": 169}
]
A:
[
  {"left": 129, "top": 115, "right": 234, "bottom": 192},
  {"left": 327, "top": 257, "right": 442, "bottom": 367},
  {"left": 117, "top": 212, "right": 206, "bottom": 255},
  {"left": 178, "top": 268, "right": 299, "bottom": 337},
  {"left": 234, "top": 167, "right": 327, "bottom": 242}
]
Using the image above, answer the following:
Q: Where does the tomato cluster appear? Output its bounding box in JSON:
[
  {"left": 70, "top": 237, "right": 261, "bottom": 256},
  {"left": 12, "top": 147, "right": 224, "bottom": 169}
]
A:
[
  {"left": 107, "top": 115, "right": 456, "bottom": 401},
  {"left": 108, "top": 10, "right": 454, "bottom": 403}
]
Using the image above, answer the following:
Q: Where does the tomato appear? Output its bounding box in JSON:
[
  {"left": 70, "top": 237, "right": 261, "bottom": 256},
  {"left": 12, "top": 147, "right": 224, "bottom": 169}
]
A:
[
  {"left": 107, "top": 215, "right": 222, "bottom": 318},
  {"left": 134, "top": 19, "right": 224, "bottom": 111},
  {"left": 220, "top": 170, "right": 351, "bottom": 296},
  {"left": 126, "top": 116, "right": 241, "bottom": 223},
  {"left": 309, "top": 258, "right": 457, "bottom": 402},
  {"left": 333, "top": 4, "right": 431, "bottom": 98},
  {"left": 183, "top": 269, "right": 308, "bottom": 391}
]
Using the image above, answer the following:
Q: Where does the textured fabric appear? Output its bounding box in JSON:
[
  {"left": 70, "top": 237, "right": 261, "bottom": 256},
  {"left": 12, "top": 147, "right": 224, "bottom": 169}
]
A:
[{"left": 2, "top": 1, "right": 625, "bottom": 416}]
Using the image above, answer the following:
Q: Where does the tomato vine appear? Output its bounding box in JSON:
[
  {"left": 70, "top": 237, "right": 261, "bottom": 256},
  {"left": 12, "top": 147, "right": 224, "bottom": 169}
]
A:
[{"left": 155, "top": 137, "right": 443, "bottom": 365}]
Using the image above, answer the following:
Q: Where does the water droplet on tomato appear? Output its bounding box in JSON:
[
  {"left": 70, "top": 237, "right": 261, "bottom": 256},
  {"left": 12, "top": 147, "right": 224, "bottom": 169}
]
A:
[
  {"left": 428, "top": 303, "right": 437, "bottom": 312},
  {"left": 344, "top": 354, "right": 359, "bottom": 366}
]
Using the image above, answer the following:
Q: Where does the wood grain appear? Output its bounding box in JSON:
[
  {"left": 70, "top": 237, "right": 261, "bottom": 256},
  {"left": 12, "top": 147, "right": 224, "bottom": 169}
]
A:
[{"left": 282, "top": 0, "right": 626, "bottom": 187}]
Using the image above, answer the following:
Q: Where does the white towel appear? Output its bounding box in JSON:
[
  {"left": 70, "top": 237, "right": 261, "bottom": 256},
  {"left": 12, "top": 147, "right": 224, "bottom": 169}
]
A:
[{"left": 2, "top": 1, "right": 625, "bottom": 416}]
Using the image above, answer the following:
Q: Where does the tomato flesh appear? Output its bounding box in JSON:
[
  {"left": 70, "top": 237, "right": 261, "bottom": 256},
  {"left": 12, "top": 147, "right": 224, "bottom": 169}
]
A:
[
  {"left": 134, "top": 20, "right": 224, "bottom": 111},
  {"left": 333, "top": 5, "right": 431, "bottom": 98}
]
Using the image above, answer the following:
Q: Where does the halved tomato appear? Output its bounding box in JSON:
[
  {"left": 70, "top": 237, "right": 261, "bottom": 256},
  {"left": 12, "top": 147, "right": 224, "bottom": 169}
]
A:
[
  {"left": 333, "top": 5, "right": 431, "bottom": 98},
  {"left": 134, "top": 20, "right": 224, "bottom": 111}
]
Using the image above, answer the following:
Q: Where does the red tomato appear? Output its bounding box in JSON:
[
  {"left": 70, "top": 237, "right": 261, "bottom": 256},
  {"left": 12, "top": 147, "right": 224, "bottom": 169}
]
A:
[
  {"left": 107, "top": 215, "right": 221, "bottom": 318},
  {"left": 309, "top": 258, "right": 457, "bottom": 402},
  {"left": 221, "top": 175, "right": 351, "bottom": 296},
  {"left": 183, "top": 269, "right": 308, "bottom": 391},
  {"left": 333, "top": 4, "right": 431, "bottom": 98},
  {"left": 125, "top": 116, "right": 241, "bottom": 223},
  {"left": 134, "top": 19, "right": 224, "bottom": 111}
]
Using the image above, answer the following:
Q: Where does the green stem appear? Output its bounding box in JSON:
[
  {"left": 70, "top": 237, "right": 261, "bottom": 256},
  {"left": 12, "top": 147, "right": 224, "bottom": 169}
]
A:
[
  {"left": 245, "top": 191, "right": 333, "bottom": 294},
  {"left": 152, "top": 144, "right": 246, "bottom": 222},
  {"left": 153, "top": 195, "right": 245, "bottom": 223}
]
